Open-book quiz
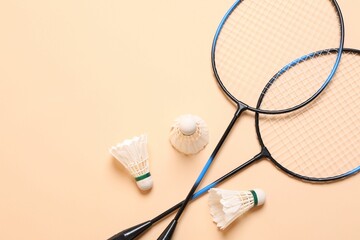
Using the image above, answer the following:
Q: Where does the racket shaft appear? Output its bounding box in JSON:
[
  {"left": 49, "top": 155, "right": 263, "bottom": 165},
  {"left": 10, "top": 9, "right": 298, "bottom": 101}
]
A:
[
  {"left": 108, "top": 154, "right": 261, "bottom": 240},
  {"left": 170, "top": 109, "right": 245, "bottom": 222},
  {"left": 154, "top": 152, "right": 262, "bottom": 223}
]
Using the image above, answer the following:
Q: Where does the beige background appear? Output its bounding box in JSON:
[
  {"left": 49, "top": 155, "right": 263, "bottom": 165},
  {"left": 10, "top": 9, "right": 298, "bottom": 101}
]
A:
[{"left": 0, "top": 1, "right": 359, "bottom": 239}]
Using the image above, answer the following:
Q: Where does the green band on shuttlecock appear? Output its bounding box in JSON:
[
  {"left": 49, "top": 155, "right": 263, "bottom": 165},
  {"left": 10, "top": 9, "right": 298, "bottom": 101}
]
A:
[
  {"left": 250, "top": 190, "right": 258, "bottom": 206},
  {"left": 135, "top": 172, "right": 151, "bottom": 182}
]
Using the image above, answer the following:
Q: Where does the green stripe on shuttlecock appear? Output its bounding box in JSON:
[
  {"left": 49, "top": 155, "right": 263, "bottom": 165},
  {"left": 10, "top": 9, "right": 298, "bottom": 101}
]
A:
[
  {"left": 135, "top": 172, "right": 151, "bottom": 181},
  {"left": 109, "top": 134, "right": 153, "bottom": 191},
  {"left": 250, "top": 190, "right": 258, "bottom": 206},
  {"left": 134, "top": 172, "right": 153, "bottom": 191}
]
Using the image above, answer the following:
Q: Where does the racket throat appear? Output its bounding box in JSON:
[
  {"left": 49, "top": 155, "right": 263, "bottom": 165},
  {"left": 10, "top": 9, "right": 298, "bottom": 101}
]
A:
[
  {"left": 235, "top": 102, "right": 248, "bottom": 117},
  {"left": 260, "top": 147, "right": 271, "bottom": 159}
]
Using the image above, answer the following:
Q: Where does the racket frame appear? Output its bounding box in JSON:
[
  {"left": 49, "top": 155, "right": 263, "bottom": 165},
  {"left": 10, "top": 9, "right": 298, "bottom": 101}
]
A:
[{"left": 211, "top": 0, "right": 345, "bottom": 115}]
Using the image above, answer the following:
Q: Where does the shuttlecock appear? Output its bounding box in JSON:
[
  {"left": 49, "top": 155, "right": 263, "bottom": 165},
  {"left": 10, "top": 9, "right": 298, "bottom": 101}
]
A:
[
  {"left": 169, "top": 114, "right": 209, "bottom": 155},
  {"left": 208, "top": 188, "right": 265, "bottom": 230},
  {"left": 109, "top": 134, "right": 153, "bottom": 191}
]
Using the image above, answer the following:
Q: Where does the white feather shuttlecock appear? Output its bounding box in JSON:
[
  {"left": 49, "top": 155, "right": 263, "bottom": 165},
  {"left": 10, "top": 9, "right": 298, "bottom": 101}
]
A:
[
  {"left": 109, "top": 134, "right": 153, "bottom": 191},
  {"left": 169, "top": 114, "right": 209, "bottom": 155},
  {"left": 208, "top": 188, "right": 265, "bottom": 230}
]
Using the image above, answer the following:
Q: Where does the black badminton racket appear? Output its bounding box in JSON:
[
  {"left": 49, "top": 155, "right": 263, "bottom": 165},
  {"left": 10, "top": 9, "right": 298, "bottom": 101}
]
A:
[
  {"left": 154, "top": 1, "right": 344, "bottom": 239},
  {"left": 108, "top": 48, "right": 360, "bottom": 240}
]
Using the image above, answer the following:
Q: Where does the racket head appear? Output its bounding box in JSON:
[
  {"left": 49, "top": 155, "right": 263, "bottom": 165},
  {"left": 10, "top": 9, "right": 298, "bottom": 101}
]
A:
[
  {"left": 212, "top": 0, "right": 344, "bottom": 114},
  {"left": 256, "top": 48, "right": 360, "bottom": 182}
]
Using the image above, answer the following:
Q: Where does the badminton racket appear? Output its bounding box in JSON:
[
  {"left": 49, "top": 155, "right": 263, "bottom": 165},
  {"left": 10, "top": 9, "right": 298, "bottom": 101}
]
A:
[
  {"left": 108, "top": 48, "right": 360, "bottom": 240},
  {"left": 154, "top": 1, "right": 344, "bottom": 239}
]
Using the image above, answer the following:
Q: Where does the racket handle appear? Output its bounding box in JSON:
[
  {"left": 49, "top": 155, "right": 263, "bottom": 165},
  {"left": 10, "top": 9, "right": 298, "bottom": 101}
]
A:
[
  {"left": 107, "top": 221, "right": 152, "bottom": 240},
  {"left": 157, "top": 219, "right": 177, "bottom": 240}
]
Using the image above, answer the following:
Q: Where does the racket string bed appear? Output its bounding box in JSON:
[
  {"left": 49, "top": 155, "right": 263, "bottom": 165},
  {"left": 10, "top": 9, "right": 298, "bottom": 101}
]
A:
[
  {"left": 259, "top": 51, "right": 360, "bottom": 179},
  {"left": 262, "top": 51, "right": 337, "bottom": 111},
  {"left": 215, "top": 0, "right": 342, "bottom": 109}
]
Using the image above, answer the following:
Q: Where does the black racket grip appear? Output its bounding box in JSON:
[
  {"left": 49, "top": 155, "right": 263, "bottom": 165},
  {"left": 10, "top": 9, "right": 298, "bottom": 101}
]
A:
[
  {"left": 157, "top": 219, "right": 177, "bottom": 240},
  {"left": 108, "top": 220, "right": 152, "bottom": 240}
]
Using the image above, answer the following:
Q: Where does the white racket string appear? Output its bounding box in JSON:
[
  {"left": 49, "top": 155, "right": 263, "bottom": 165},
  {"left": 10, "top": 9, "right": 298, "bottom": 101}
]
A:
[
  {"left": 262, "top": 50, "right": 338, "bottom": 111},
  {"left": 215, "top": 0, "right": 342, "bottom": 109},
  {"left": 259, "top": 51, "right": 360, "bottom": 179}
]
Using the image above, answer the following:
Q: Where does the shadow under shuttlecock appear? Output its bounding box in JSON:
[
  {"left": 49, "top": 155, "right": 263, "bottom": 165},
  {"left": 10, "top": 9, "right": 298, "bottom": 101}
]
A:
[{"left": 220, "top": 204, "right": 265, "bottom": 235}]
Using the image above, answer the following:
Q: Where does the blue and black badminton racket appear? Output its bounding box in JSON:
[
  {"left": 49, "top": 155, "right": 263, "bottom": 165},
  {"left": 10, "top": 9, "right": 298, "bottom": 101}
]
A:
[
  {"left": 155, "top": 1, "right": 344, "bottom": 239},
  {"left": 108, "top": 48, "right": 360, "bottom": 240},
  {"left": 109, "top": 0, "right": 345, "bottom": 239}
]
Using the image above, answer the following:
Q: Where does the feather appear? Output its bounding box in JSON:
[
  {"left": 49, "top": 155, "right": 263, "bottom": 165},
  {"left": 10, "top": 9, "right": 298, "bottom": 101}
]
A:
[
  {"left": 169, "top": 114, "right": 209, "bottom": 155},
  {"left": 208, "top": 188, "right": 265, "bottom": 230},
  {"left": 110, "top": 134, "right": 153, "bottom": 191}
]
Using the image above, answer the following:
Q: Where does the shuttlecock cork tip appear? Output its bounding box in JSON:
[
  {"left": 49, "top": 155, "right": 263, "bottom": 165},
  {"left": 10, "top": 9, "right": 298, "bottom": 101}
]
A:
[
  {"left": 252, "top": 189, "right": 266, "bottom": 206},
  {"left": 179, "top": 115, "right": 197, "bottom": 136},
  {"left": 136, "top": 174, "right": 153, "bottom": 191}
]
